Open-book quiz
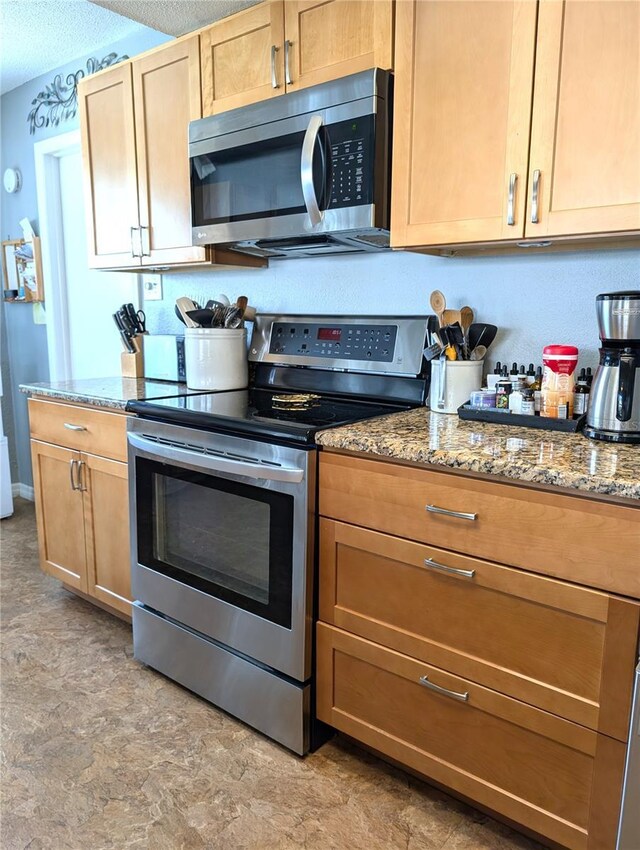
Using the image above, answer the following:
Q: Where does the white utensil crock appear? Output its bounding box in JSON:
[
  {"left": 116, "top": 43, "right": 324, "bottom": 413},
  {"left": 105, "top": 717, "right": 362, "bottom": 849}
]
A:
[
  {"left": 184, "top": 328, "right": 248, "bottom": 391},
  {"left": 429, "top": 359, "right": 484, "bottom": 414}
]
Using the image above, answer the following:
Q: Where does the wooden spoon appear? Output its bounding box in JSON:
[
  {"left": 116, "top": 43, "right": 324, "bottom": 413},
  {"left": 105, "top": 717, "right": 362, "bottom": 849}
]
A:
[
  {"left": 441, "top": 308, "right": 461, "bottom": 327},
  {"left": 430, "top": 290, "right": 446, "bottom": 327},
  {"left": 460, "top": 306, "right": 474, "bottom": 337}
]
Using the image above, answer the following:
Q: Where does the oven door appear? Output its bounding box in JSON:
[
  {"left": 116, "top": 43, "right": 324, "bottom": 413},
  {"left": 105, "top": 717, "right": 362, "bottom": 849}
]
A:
[{"left": 127, "top": 419, "right": 314, "bottom": 682}]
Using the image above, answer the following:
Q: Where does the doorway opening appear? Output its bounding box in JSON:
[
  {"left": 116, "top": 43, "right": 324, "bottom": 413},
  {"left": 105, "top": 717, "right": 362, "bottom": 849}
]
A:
[{"left": 34, "top": 130, "right": 141, "bottom": 381}]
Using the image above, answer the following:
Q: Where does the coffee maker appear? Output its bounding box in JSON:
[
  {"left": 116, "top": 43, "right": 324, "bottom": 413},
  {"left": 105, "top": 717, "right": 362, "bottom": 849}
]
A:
[{"left": 584, "top": 291, "right": 640, "bottom": 443}]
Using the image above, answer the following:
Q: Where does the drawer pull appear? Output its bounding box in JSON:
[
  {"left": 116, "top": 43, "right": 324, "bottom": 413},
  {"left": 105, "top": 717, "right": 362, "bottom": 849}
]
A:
[
  {"left": 426, "top": 504, "right": 477, "bottom": 521},
  {"left": 419, "top": 675, "right": 469, "bottom": 703},
  {"left": 64, "top": 423, "right": 87, "bottom": 432},
  {"left": 423, "top": 557, "right": 475, "bottom": 579}
]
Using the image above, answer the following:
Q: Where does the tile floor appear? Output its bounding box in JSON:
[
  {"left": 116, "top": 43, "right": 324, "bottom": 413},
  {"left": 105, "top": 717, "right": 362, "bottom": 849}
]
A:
[{"left": 1, "top": 499, "right": 546, "bottom": 850}]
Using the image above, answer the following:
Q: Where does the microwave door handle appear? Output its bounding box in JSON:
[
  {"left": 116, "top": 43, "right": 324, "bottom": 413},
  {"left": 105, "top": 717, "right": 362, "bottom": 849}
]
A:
[
  {"left": 301, "top": 115, "right": 323, "bottom": 226},
  {"left": 127, "top": 432, "right": 304, "bottom": 484}
]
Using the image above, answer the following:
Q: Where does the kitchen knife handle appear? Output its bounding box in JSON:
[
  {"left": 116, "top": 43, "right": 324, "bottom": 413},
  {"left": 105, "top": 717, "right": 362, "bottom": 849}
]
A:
[
  {"left": 270, "top": 44, "right": 280, "bottom": 89},
  {"left": 284, "top": 39, "right": 292, "bottom": 85},
  {"left": 531, "top": 169, "right": 541, "bottom": 224},
  {"left": 507, "top": 172, "right": 517, "bottom": 226}
]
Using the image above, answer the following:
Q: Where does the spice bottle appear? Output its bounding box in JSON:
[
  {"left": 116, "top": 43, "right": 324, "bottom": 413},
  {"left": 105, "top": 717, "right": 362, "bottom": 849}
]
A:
[{"left": 573, "top": 375, "right": 590, "bottom": 418}]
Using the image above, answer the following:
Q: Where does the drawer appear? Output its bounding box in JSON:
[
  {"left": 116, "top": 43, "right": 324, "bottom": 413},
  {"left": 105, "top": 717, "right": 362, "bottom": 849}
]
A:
[
  {"left": 28, "top": 398, "right": 128, "bottom": 462},
  {"left": 319, "top": 519, "right": 639, "bottom": 741},
  {"left": 319, "top": 452, "right": 640, "bottom": 597},
  {"left": 317, "top": 623, "right": 626, "bottom": 850}
]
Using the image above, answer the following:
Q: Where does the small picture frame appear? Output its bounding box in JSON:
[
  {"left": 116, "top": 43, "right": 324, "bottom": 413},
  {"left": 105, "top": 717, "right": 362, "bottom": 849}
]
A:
[{"left": 2, "top": 238, "right": 44, "bottom": 302}]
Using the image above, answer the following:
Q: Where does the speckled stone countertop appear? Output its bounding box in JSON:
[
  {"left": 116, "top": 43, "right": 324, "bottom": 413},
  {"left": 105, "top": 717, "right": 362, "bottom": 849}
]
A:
[
  {"left": 317, "top": 408, "right": 640, "bottom": 501},
  {"left": 20, "top": 377, "right": 203, "bottom": 410}
]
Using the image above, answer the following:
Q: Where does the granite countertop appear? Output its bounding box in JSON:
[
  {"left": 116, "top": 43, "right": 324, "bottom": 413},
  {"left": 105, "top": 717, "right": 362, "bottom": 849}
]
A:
[
  {"left": 317, "top": 408, "right": 640, "bottom": 501},
  {"left": 19, "top": 377, "right": 203, "bottom": 410}
]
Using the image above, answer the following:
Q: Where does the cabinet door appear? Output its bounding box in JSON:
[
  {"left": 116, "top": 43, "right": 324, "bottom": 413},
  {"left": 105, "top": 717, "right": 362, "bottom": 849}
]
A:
[
  {"left": 31, "top": 441, "right": 87, "bottom": 592},
  {"left": 201, "top": 1, "right": 285, "bottom": 115},
  {"left": 283, "top": 0, "right": 393, "bottom": 93},
  {"left": 391, "top": 0, "right": 537, "bottom": 248},
  {"left": 78, "top": 63, "right": 140, "bottom": 269},
  {"left": 527, "top": 0, "right": 640, "bottom": 237},
  {"left": 133, "top": 37, "right": 207, "bottom": 266},
  {"left": 82, "top": 454, "right": 131, "bottom": 616}
]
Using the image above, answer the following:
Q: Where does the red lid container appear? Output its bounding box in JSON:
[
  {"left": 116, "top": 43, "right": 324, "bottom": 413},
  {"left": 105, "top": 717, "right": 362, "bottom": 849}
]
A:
[{"left": 542, "top": 345, "right": 579, "bottom": 375}]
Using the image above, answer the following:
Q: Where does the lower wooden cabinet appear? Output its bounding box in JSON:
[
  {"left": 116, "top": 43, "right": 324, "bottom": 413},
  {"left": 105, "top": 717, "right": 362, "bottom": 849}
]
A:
[
  {"left": 29, "top": 399, "right": 132, "bottom": 617},
  {"left": 317, "top": 451, "right": 639, "bottom": 850},
  {"left": 317, "top": 622, "right": 626, "bottom": 850}
]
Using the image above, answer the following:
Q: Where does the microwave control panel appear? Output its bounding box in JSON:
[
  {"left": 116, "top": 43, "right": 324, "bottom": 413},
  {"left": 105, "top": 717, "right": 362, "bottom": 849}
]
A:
[
  {"left": 269, "top": 322, "right": 397, "bottom": 363},
  {"left": 328, "top": 116, "right": 374, "bottom": 209}
]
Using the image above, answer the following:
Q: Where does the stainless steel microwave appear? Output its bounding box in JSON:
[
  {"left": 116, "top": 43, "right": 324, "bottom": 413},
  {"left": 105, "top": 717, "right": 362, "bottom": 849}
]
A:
[{"left": 188, "top": 69, "right": 392, "bottom": 259}]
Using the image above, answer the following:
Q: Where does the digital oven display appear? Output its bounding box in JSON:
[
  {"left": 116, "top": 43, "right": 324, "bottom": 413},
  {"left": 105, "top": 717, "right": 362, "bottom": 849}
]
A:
[{"left": 317, "top": 328, "right": 342, "bottom": 341}]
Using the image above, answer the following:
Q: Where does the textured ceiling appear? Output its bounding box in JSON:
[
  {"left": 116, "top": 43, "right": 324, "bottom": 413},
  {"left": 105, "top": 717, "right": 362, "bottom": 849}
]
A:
[
  {"left": 0, "top": 0, "right": 146, "bottom": 95},
  {"left": 89, "top": 0, "right": 261, "bottom": 36},
  {"left": 0, "top": 0, "right": 261, "bottom": 96}
]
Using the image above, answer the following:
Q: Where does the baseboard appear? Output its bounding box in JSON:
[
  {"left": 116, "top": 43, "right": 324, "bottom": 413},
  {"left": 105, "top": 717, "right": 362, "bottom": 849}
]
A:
[{"left": 11, "top": 483, "right": 35, "bottom": 501}]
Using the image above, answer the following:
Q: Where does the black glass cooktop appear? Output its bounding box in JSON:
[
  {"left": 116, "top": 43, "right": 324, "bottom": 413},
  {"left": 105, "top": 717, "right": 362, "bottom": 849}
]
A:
[{"left": 126, "top": 387, "right": 410, "bottom": 445}]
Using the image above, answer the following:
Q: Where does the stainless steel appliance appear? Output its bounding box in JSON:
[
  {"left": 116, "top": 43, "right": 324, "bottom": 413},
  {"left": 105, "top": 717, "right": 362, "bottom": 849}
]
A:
[
  {"left": 126, "top": 315, "right": 430, "bottom": 754},
  {"left": 617, "top": 662, "right": 640, "bottom": 849},
  {"left": 585, "top": 291, "right": 640, "bottom": 443},
  {"left": 143, "top": 335, "right": 186, "bottom": 382},
  {"left": 189, "top": 70, "right": 391, "bottom": 258}
]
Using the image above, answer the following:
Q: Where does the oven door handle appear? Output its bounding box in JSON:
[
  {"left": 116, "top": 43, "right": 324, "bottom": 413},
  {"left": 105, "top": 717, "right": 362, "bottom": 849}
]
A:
[{"left": 128, "top": 432, "right": 305, "bottom": 483}]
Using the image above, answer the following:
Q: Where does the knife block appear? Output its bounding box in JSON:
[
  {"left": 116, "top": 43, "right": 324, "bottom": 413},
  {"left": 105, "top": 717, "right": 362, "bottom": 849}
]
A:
[{"left": 120, "top": 336, "right": 144, "bottom": 378}]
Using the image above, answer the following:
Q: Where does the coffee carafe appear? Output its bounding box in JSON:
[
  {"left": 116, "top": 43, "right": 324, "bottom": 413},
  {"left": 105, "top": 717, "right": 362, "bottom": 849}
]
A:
[{"left": 584, "top": 291, "right": 640, "bottom": 444}]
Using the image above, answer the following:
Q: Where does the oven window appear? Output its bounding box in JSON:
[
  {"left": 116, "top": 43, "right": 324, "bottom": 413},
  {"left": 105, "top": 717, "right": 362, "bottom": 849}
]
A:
[{"left": 136, "top": 460, "right": 293, "bottom": 628}]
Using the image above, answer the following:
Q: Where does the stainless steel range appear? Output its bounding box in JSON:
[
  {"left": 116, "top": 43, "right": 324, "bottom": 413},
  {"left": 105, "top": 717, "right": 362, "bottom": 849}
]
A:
[{"left": 126, "top": 314, "right": 430, "bottom": 754}]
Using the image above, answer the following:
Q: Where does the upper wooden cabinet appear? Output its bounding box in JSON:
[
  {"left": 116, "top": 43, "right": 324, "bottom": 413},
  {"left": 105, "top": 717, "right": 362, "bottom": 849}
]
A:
[
  {"left": 79, "top": 63, "right": 140, "bottom": 269},
  {"left": 391, "top": 0, "right": 640, "bottom": 250},
  {"left": 201, "top": 0, "right": 394, "bottom": 115},
  {"left": 527, "top": 0, "right": 640, "bottom": 237},
  {"left": 132, "top": 38, "right": 205, "bottom": 266},
  {"left": 201, "top": 1, "right": 285, "bottom": 115},
  {"left": 283, "top": 0, "right": 394, "bottom": 94},
  {"left": 79, "top": 36, "right": 262, "bottom": 271}
]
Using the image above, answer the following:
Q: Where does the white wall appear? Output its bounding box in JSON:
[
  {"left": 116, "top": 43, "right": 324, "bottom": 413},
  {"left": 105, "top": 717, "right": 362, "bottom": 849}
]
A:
[{"left": 144, "top": 246, "right": 640, "bottom": 374}]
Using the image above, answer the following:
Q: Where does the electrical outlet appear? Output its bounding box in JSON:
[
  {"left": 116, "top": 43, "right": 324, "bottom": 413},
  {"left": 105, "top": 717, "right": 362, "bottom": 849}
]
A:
[{"left": 142, "top": 274, "right": 163, "bottom": 301}]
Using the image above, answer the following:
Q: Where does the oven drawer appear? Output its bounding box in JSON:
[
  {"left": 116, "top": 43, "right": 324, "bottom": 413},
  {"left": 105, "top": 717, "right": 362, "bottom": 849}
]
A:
[
  {"left": 319, "top": 519, "right": 639, "bottom": 741},
  {"left": 133, "top": 604, "right": 310, "bottom": 755},
  {"left": 316, "top": 623, "right": 627, "bottom": 850},
  {"left": 318, "top": 452, "right": 640, "bottom": 596},
  {"left": 28, "top": 398, "right": 128, "bottom": 461}
]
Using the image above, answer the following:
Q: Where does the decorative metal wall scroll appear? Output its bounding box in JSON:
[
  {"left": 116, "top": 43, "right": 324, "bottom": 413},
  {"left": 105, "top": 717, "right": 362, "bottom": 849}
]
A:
[{"left": 27, "top": 52, "right": 129, "bottom": 135}]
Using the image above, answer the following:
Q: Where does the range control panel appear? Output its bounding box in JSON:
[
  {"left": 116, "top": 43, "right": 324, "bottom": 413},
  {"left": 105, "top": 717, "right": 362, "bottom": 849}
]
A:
[
  {"left": 328, "top": 115, "right": 374, "bottom": 209},
  {"left": 269, "top": 322, "right": 397, "bottom": 363}
]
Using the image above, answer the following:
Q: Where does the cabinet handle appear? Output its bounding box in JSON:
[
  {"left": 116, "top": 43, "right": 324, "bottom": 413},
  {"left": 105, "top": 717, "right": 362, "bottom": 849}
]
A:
[
  {"left": 531, "top": 169, "right": 540, "bottom": 223},
  {"left": 139, "top": 226, "right": 150, "bottom": 257},
  {"left": 69, "top": 459, "right": 78, "bottom": 491},
  {"left": 77, "top": 460, "right": 87, "bottom": 492},
  {"left": 284, "top": 39, "right": 292, "bottom": 85},
  {"left": 423, "top": 557, "right": 476, "bottom": 579},
  {"left": 130, "top": 226, "right": 140, "bottom": 258},
  {"left": 507, "top": 172, "right": 517, "bottom": 226},
  {"left": 64, "top": 423, "right": 86, "bottom": 431},
  {"left": 419, "top": 675, "right": 469, "bottom": 703},
  {"left": 270, "top": 44, "right": 280, "bottom": 89},
  {"left": 426, "top": 504, "right": 477, "bottom": 521}
]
